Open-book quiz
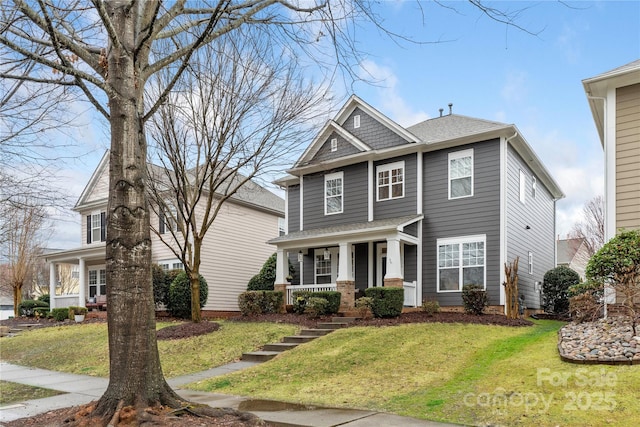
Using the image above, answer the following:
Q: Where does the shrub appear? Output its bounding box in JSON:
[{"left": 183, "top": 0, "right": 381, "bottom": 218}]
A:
[
  {"left": 34, "top": 307, "right": 49, "bottom": 318},
  {"left": 310, "top": 291, "right": 341, "bottom": 314},
  {"left": 167, "top": 271, "right": 208, "bottom": 319},
  {"left": 50, "top": 308, "right": 69, "bottom": 322},
  {"left": 68, "top": 306, "right": 88, "bottom": 318},
  {"left": 37, "top": 294, "right": 50, "bottom": 304},
  {"left": 569, "top": 292, "right": 602, "bottom": 323},
  {"left": 355, "top": 297, "right": 374, "bottom": 319},
  {"left": 304, "top": 297, "right": 330, "bottom": 318},
  {"left": 365, "top": 287, "right": 404, "bottom": 318},
  {"left": 238, "top": 291, "right": 284, "bottom": 315},
  {"left": 18, "top": 299, "right": 49, "bottom": 317},
  {"left": 461, "top": 284, "right": 488, "bottom": 315},
  {"left": 421, "top": 299, "right": 440, "bottom": 316},
  {"left": 247, "top": 253, "right": 295, "bottom": 291},
  {"left": 292, "top": 291, "right": 312, "bottom": 314},
  {"left": 542, "top": 266, "right": 580, "bottom": 315},
  {"left": 568, "top": 280, "right": 604, "bottom": 298},
  {"left": 152, "top": 264, "right": 169, "bottom": 306}
]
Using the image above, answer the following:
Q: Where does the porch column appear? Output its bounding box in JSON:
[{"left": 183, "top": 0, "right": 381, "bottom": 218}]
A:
[
  {"left": 78, "top": 257, "right": 86, "bottom": 307},
  {"left": 336, "top": 242, "right": 355, "bottom": 310},
  {"left": 49, "top": 262, "right": 57, "bottom": 309},
  {"left": 273, "top": 248, "right": 288, "bottom": 313},
  {"left": 384, "top": 237, "right": 403, "bottom": 288}
]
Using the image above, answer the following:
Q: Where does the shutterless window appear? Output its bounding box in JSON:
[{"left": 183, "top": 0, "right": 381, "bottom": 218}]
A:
[
  {"left": 354, "top": 115, "right": 361, "bottom": 129},
  {"left": 377, "top": 161, "right": 404, "bottom": 201},
  {"left": 528, "top": 251, "right": 533, "bottom": 274},
  {"left": 315, "top": 252, "right": 332, "bottom": 284},
  {"left": 448, "top": 149, "right": 473, "bottom": 199},
  {"left": 324, "top": 172, "right": 343, "bottom": 215},
  {"left": 519, "top": 170, "right": 526, "bottom": 203},
  {"left": 437, "top": 236, "right": 485, "bottom": 292}
]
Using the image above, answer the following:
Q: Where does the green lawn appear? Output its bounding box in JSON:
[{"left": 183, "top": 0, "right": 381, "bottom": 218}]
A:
[
  {"left": 0, "top": 320, "right": 298, "bottom": 378},
  {"left": 0, "top": 381, "right": 65, "bottom": 405},
  {"left": 188, "top": 320, "right": 640, "bottom": 427}
]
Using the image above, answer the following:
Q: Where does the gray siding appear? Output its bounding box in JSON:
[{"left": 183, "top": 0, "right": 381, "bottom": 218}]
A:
[
  {"left": 287, "top": 184, "right": 300, "bottom": 232},
  {"left": 303, "top": 162, "right": 368, "bottom": 230},
  {"left": 422, "top": 139, "right": 501, "bottom": 306},
  {"left": 343, "top": 107, "right": 409, "bottom": 150},
  {"left": 310, "top": 131, "right": 361, "bottom": 163},
  {"left": 374, "top": 154, "right": 418, "bottom": 220},
  {"left": 506, "top": 145, "right": 556, "bottom": 309},
  {"left": 404, "top": 244, "right": 417, "bottom": 282},
  {"left": 354, "top": 243, "right": 369, "bottom": 290},
  {"left": 403, "top": 221, "right": 419, "bottom": 237}
]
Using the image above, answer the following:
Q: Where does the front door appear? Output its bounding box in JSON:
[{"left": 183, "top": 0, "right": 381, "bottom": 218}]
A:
[{"left": 376, "top": 244, "right": 387, "bottom": 287}]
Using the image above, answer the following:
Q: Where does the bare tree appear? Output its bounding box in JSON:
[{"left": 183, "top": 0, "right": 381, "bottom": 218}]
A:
[
  {"left": 569, "top": 195, "right": 605, "bottom": 257},
  {"left": 1, "top": 0, "right": 544, "bottom": 422},
  {"left": 0, "top": 200, "right": 48, "bottom": 315},
  {"left": 147, "top": 30, "right": 326, "bottom": 322}
]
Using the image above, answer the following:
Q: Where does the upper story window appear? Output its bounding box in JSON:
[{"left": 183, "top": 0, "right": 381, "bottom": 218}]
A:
[
  {"left": 437, "top": 235, "right": 485, "bottom": 292},
  {"left": 519, "top": 170, "right": 526, "bottom": 203},
  {"left": 353, "top": 115, "right": 361, "bottom": 129},
  {"left": 532, "top": 177, "right": 537, "bottom": 199},
  {"left": 377, "top": 161, "right": 404, "bottom": 201},
  {"left": 324, "top": 172, "right": 343, "bottom": 215},
  {"left": 87, "top": 211, "right": 105, "bottom": 244},
  {"left": 330, "top": 138, "right": 338, "bottom": 152},
  {"left": 159, "top": 203, "right": 178, "bottom": 234},
  {"left": 528, "top": 251, "right": 533, "bottom": 274},
  {"left": 448, "top": 149, "right": 473, "bottom": 199},
  {"left": 278, "top": 217, "right": 285, "bottom": 236}
]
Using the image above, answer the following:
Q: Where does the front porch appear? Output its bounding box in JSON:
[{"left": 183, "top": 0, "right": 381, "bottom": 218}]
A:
[{"left": 270, "top": 215, "right": 423, "bottom": 310}]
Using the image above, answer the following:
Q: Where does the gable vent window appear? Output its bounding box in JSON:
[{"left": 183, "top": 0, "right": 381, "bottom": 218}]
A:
[
  {"left": 330, "top": 138, "right": 337, "bottom": 152},
  {"left": 353, "top": 115, "right": 360, "bottom": 129}
]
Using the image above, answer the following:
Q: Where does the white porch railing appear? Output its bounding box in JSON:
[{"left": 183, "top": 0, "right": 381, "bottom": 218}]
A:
[
  {"left": 403, "top": 281, "right": 417, "bottom": 307},
  {"left": 285, "top": 284, "right": 337, "bottom": 305},
  {"left": 52, "top": 294, "right": 80, "bottom": 309}
]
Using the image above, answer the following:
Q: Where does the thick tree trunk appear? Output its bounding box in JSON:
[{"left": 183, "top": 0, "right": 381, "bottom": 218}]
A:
[
  {"left": 95, "top": 2, "right": 181, "bottom": 418},
  {"left": 12, "top": 284, "right": 22, "bottom": 317}
]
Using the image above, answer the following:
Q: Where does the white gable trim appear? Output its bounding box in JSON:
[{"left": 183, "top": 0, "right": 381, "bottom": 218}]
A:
[
  {"left": 74, "top": 150, "right": 109, "bottom": 210},
  {"left": 296, "top": 120, "right": 371, "bottom": 166}
]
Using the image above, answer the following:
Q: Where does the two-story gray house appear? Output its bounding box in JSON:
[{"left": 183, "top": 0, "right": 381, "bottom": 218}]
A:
[{"left": 270, "top": 95, "right": 564, "bottom": 313}]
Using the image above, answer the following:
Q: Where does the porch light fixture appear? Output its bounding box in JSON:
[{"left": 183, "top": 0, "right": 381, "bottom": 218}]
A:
[
  {"left": 297, "top": 251, "right": 304, "bottom": 263},
  {"left": 324, "top": 248, "right": 330, "bottom": 260}
]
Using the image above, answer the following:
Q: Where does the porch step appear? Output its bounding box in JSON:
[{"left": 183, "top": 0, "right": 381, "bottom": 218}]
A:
[
  {"left": 262, "top": 342, "right": 299, "bottom": 352},
  {"left": 331, "top": 316, "right": 357, "bottom": 323},
  {"left": 300, "top": 328, "right": 333, "bottom": 336},
  {"left": 317, "top": 322, "right": 349, "bottom": 330},
  {"left": 241, "top": 351, "right": 281, "bottom": 362},
  {"left": 282, "top": 335, "right": 319, "bottom": 344}
]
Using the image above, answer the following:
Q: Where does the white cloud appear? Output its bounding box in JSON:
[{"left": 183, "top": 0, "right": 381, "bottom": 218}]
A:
[
  {"left": 357, "top": 59, "right": 429, "bottom": 126},
  {"left": 555, "top": 23, "right": 584, "bottom": 64},
  {"left": 501, "top": 70, "right": 529, "bottom": 104}
]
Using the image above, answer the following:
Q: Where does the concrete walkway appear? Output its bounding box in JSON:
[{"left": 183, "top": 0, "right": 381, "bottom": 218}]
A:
[{"left": 0, "top": 362, "right": 460, "bottom": 426}]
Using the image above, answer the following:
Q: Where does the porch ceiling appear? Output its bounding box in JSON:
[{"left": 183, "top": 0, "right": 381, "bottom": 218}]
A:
[
  {"left": 269, "top": 214, "right": 422, "bottom": 249},
  {"left": 41, "top": 244, "right": 106, "bottom": 264}
]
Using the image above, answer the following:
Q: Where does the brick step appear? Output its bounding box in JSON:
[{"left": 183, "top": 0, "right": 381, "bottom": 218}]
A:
[
  {"left": 282, "top": 335, "right": 319, "bottom": 344},
  {"left": 241, "top": 351, "right": 281, "bottom": 362},
  {"left": 300, "top": 328, "right": 334, "bottom": 336},
  {"left": 262, "top": 342, "right": 299, "bottom": 352},
  {"left": 331, "top": 317, "right": 357, "bottom": 323},
  {"left": 317, "top": 322, "right": 349, "bottom": 330}
]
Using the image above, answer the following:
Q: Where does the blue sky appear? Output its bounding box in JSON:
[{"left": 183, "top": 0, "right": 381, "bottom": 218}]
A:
[{"left": 50, "top": 1, "right": 639, "bottom": 249}]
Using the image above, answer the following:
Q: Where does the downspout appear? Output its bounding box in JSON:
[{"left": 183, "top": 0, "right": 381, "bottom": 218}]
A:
[
  {"left": 587, "top": 95, "right": 609, "bottom": 318},
  {"left": 501, "top": 132, "right": 518, "bottom": 313}
]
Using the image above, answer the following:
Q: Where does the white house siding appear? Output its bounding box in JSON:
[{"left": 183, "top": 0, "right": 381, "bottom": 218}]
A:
[
  {"left": 615, "top": 83, "right": 640, "bottom": 232},
  {"left": 85, "top": 165, "right": 109, "bottom": 204}
]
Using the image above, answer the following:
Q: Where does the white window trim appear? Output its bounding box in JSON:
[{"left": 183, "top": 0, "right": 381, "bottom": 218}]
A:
[
  {"left": 88, "top": 266, "right": 106, "bottom": 296},
  {"left": 519, "top": 170, "right": 526, "bottom": 204},
  {"left": 532, "top": 176, "right": 537, "bottom": 199},
  {"left": 90, "top": 211, "right": 102, "bottom": 243},
  {"left": 314, "top": 248, "right": 338, "bottom": 284},
  {"left": 436, "top": 234, "right": 486, "bottom": 293},
  {"left": 158, "top": 259, "right": 184, "bottom": 271},
  {"left": 448, "top": 149, "right": 474, "bottom": 200},
  {"left": 330, "top": 138, "right": 337, "bottom": 152},
  {"left": 376, "top": 160, "right": 405, "bottom": 201},
  {"left": 354, "top": 115, "right": 361, "bottom": 129},
  {"left": 528, "top": 251, "right": 533, "bottom": 275},
  {"left": 324, "top": 171, "right": 344, "bottom": 215}
]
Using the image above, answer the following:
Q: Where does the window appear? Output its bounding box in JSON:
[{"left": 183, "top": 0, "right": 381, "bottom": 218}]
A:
[
  {"left": 315, "top": 252, "right": 332, "bottom": 284},
  {"left": 87, "top": 212, "right": 105, "bottom": 244},
  {"left": 160, "top": 203, "right": 178, "bottom": 234},
  {"left": 354, "top": 115, "right": 360, "bottom": 129},
  {"left": 377, "top": 161, "right": 404, "bottom": 201},
  {"left": 437, "top": 236, "right": 485, "bottom": 292},
  {"left": 89, "top": 268, "right": 106, "bottom": 297},
  {"left": 278, "top": 217, "right": 285, "bottom": 236},
  {"left": 159, "top": 259, "right": 184, "bottom": 271},
  {"left": 528, "top": 251, "right": 533, "bottom": 274},
  {"left": 532, "top": 177, "right": 537, "bottom": 199},
  {"left": 324, "top": 172, "right": 343, "bottom": 215},
  {"left": 330, "top": 138, "right": 337, "bottom": 152},
  {"left": 519, "top": 170, "right": 526, "bottom": 203},
  {"left": 448, "top": 149, "right": 473, "bottom": 199}
]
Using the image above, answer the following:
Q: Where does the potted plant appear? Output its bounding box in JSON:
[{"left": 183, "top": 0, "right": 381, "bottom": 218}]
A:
[{"left": 69, "top": 306, "right": 88, "bottom": 322}]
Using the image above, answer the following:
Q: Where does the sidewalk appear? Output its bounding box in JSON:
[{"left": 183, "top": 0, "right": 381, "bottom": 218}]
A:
[{"left": 0, "top": 362, "right": 460, "bottom": 426}]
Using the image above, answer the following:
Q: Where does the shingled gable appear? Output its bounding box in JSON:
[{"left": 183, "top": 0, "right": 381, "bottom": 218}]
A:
[
  {"left": 294, "top": 94, "right": 419, "bottom": 167},
  {"left": 74, "top": 150, "right": 110, "bottom": 211}
]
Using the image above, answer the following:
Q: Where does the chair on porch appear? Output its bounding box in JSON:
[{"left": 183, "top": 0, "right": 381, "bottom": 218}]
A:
[{"left": 86, "top": 295, "right": 107, "bottom": 311}]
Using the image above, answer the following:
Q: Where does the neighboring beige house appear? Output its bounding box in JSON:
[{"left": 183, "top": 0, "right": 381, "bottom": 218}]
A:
[
  {"left": 556, "top": 237, "right": 590, "bottom": 279},
  {"left": 583, "top": 60, "right": 640, "bottom": 241},
  {"left": 44, "top": 151, "right": 284, "bottom": 312}
]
